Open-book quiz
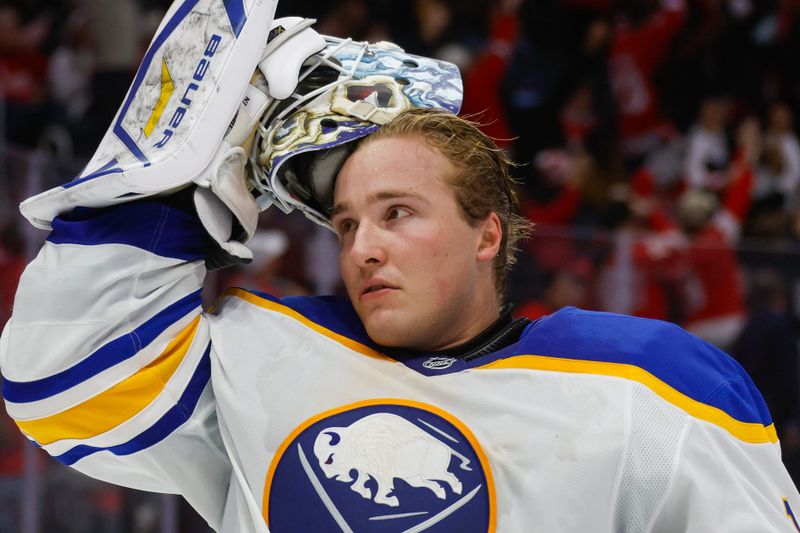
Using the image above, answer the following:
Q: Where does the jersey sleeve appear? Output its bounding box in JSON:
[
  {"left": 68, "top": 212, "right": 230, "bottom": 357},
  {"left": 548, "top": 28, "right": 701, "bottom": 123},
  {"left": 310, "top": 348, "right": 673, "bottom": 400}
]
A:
[
  {"left": 651, "top": 417, "right": 800, "bottom": 532},
  {"left": 0, "top": 199, "right": 230, "bottom": 529},
  {"left": 644, "top": 347, "right": 800, "bottom": 533},
  {"left": 645, "top": 328, "right": 800, "bottom": 532}
]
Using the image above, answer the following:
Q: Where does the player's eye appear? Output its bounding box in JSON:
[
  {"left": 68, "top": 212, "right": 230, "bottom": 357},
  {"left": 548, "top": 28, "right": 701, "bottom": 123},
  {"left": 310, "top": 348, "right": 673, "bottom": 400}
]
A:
[
  {"left": 336, "top": 219, "right": 356, "bottom": 236},
  {"left": 386, "top": 206, "right": 411, "bottom": 221}
]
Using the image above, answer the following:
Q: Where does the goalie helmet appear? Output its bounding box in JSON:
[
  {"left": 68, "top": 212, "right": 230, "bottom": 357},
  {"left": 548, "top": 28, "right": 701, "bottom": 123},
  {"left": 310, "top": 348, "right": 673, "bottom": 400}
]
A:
[{"left": 248, "top": 36, "right": 463, "bottom": 228}]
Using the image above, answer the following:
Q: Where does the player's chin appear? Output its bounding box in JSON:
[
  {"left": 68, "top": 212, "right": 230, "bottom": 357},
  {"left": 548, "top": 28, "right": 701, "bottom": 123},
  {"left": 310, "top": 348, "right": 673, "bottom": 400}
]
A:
[{"left": 359, "top": 309, "right": 411, "bottom": 347}]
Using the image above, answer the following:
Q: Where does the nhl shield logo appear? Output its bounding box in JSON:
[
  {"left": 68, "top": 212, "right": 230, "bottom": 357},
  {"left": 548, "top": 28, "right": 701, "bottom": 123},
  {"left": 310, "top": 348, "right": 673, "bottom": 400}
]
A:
[{"left": 264, "top": 399, "right": 495, "bottom": 531}]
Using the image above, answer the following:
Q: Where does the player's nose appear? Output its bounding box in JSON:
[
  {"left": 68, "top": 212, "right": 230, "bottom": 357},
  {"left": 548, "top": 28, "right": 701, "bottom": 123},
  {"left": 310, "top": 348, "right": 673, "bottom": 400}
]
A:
[{"left": 348, "top": 220, "right": 388, "bottom": 267}]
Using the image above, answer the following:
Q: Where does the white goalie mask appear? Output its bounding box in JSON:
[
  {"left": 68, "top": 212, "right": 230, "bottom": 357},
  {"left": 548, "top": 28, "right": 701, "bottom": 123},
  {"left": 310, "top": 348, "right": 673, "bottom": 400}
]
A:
[{"left": 248, "top": 35, "right": 463, "bottom": 228}]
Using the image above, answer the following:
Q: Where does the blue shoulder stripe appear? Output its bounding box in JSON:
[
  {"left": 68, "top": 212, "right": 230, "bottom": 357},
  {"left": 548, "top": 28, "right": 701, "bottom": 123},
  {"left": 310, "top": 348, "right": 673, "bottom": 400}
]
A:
[
  {"left": 514, "top": 307, "right": 772, "bottom": 427},
  {"left": 2, "top": 289, "right": 202, "bottom": 403},
  {"left": 249, "top": 291, "right": 376, "bottom": 348},
  {"left": 55, "top": 344, "right": 211, "bottom": 466},
  {"left": 48, "top": 202, "right": 206, "bottom": 261}
]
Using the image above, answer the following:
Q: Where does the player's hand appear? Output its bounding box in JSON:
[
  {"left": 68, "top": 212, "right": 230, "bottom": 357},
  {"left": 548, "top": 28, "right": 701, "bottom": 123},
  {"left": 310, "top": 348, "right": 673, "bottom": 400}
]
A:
[{"left": 193, "top": 18, "right": 325, "bottom": 267}]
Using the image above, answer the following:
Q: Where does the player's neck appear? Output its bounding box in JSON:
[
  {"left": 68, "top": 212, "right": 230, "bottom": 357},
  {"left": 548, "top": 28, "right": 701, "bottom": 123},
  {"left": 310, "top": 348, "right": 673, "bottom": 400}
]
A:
[{"left": 379, "top": 307, "right": 529, "bottom": 362}]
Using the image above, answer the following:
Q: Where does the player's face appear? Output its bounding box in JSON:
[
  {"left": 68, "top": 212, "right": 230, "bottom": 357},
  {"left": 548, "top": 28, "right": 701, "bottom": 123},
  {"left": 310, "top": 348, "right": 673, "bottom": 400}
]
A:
[{"left": 332, "top": 135, "right": 501, "bottom": 350}]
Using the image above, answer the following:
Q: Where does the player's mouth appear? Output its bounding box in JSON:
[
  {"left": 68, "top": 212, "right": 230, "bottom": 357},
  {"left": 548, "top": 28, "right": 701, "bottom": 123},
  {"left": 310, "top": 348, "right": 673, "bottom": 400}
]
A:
[{"left": 360, "top": 280, "right": 399, "bottom": 300}]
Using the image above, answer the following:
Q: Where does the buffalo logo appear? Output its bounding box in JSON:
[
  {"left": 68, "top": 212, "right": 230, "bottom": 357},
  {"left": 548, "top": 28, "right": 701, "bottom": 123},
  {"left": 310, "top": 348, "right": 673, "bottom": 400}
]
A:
[
  {"left": 264, "top": 400, "right": 494, "bottom": 531},
  {"left": 313, "top": 413, "right": 472, "bottom": 507}
]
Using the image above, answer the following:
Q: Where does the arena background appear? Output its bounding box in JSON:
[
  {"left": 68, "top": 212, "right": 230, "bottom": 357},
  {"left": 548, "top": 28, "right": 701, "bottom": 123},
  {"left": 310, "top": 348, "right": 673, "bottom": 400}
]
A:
[{"left": 1, "top": 0, "right": 800, "bottom": 530}]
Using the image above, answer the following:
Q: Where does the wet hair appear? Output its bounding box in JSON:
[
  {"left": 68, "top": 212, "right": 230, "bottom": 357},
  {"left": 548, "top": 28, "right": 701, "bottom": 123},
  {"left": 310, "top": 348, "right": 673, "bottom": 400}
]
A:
[{"left": 358, "top": 108, "right": 534, "bottom": 301}]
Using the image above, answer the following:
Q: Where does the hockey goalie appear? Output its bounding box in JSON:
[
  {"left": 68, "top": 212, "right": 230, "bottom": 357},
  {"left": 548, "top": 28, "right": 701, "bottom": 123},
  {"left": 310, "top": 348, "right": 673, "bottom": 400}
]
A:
[{"left": 1, "top": 0, "right": 799, "bottom": 531}]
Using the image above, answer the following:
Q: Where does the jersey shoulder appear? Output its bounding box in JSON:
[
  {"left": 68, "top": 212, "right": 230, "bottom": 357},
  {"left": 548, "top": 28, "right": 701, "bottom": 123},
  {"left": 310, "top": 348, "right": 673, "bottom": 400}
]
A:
[
  {"left": 214, "top": 288, "right": 378, "bottom": 352},
  {"left": 509, "top": 307, "right": 773, "bottom": 437}
]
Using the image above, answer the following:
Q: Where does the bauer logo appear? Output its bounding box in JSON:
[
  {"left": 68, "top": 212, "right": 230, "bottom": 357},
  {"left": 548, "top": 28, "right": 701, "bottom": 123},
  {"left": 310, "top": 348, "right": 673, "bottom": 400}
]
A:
[
  {"left": 263, "top": 400, "right": 495, "bottom": 531},
  {"left": 152, "top": 34, "right": 222, "bottom": 149}
]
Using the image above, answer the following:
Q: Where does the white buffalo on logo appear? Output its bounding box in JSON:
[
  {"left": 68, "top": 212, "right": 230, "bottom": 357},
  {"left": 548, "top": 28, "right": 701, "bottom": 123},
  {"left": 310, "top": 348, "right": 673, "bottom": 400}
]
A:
[{"left": 312, "top": 413, "right": 472, "bottom": 507}]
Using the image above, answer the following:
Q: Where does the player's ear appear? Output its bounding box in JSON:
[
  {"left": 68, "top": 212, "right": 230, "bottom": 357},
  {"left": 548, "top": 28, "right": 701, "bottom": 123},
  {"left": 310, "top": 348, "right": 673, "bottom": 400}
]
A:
[{"left": 476, "top": 212, "right": 502, "bottom": 263}]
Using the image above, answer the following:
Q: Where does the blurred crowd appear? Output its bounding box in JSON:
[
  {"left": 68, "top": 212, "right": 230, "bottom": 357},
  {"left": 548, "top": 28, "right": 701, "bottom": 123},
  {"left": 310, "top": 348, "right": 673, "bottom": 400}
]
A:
[{"left": 2, "top": 0, "right": 800, "bottom": 529}]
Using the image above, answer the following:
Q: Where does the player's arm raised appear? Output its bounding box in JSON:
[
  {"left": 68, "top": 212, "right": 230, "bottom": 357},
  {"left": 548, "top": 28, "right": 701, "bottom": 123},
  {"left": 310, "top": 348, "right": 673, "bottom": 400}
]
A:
[{"left": 0, "top": 2, "right": 324, "bottom": 527}]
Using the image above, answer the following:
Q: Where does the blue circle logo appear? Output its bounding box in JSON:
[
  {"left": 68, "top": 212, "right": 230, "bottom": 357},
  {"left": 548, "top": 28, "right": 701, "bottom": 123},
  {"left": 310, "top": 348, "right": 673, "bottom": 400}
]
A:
[{"left": 264, "top": 399, "right": 495, "bottom": 532}]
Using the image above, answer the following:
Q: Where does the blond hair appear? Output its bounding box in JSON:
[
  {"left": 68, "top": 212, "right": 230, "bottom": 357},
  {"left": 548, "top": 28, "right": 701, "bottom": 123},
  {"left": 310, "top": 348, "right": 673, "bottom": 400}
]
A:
[{"left": 360, "top": 108, "right": 533, "bottom": 300}]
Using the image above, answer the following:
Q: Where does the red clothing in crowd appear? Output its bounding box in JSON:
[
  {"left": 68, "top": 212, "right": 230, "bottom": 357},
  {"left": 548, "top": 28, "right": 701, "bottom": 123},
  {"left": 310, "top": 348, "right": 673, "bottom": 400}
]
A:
[
  {"left": 591, "top": 167, "right": 681, "bottom": 320},
  {"left": 681, "top": 151, "right": 753, "bottom": 341},
  {"left": 460, "top": 8, "right": 518, "bottom": 148},
  {"left": 596, "top": 207, "right": 685, "bottom": 320},
  {"left": 0, "top": 250, "right": 29, "bottom": 477},
  {"left": 0, "top": 51, "right": 47, "bottom": 103},
  {"left": 514, "top": 300, "right": 552, "bottom": 321},
  {"left": 609, "top": 0, "right": 685, "bottom": 154},
  {"left": 523, "top": 183, "right": 582, "bottom": 272},
  {"left": 0, "top": 253, "right": 25, "bottom": 327}
]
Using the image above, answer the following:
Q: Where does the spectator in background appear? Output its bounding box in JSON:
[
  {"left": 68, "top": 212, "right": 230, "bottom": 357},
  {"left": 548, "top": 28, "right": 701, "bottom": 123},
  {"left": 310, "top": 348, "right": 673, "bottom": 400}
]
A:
[
  {"left": 390, "top": 0, "right": 458, "bottom": 60},
  {"left": 502, "top": 0, "right": 586, "bottom": 165},
  {"left": 0, "top": 223, "right": 34, "bottom": 530},
  {"left": 732, "top": 268, "right": 800, "bottom": 485},
  {"left": 684, "top": 96, "right": 731, "bottom": 191},
  {"left": 595, "top": 168, "right": 687, "bottom": 321},
  {"left": 559, "top": 15, "right": 617, "bottom": 151},
  {"left": 608, "top": 0, "right": 685, "bottom": 164},
  {"left": 460, "top": 0, "right": 520, "bottom": 150},
  {"left": 521, "top": 148, "right": 585, "bottom": 276},
  {"left": 676, "top": 117, "right": 759, "bottom": 349},
  {"left": 46, "top": 8, "right": 94, "bottom": 155},
  {"left": 774, "top": 0, "right": 800, "bottom": 120},
  {"left": 0, "top": 223, "right": 26, "bottom": 327},
  {"left": 746, "top": 103, "right": 800, "bottom": 239},
  {"left": 712, "top": 0, "right": 778, "bottom": 113},
  {"left": 515, "top": 257, "right": 593, "bottom": 320},
  {"left": 502, "top": 1, "right": 618, "bottom": 186},
  {"left": 76, "top": 0, "right": 144, "bottom": 149},
  {"left": 753, "top": 102, "right": 800, "bottom": 209},
  {"left": 463, "top": 0, "right": 615, "bottom": 158},
  {"left": 656, "top": 0, "right": 726, "bottom": 130},
  {"left": 0, "top": 0, "right": 54, "bottom": 146},
  {"left": 0, "top": 222, "right": 44, "bottom": 530}
]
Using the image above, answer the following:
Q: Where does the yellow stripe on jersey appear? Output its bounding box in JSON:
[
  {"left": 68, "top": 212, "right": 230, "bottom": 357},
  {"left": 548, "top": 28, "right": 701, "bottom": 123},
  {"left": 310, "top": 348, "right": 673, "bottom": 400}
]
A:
[
  {"left": 222, "top": 288, "right": 391, "bottom": 361},
  {"left": 16, "top": 316, "right": 201, "bottom": 445},
  {"left": 479, "top": 355, "right": 778, "bottom": 445}
]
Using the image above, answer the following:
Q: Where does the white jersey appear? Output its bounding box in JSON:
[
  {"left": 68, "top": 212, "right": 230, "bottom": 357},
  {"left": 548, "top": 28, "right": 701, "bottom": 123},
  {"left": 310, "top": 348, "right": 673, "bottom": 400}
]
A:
[{"left": 1, "top": 200, "right": 799, "bottom": 532}]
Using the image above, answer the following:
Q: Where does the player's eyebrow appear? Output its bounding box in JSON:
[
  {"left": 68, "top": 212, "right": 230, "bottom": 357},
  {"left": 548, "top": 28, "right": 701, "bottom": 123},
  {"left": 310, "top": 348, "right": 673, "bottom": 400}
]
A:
[{"left": 331, "top": 190, "right": 428, "bottom": 219}]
